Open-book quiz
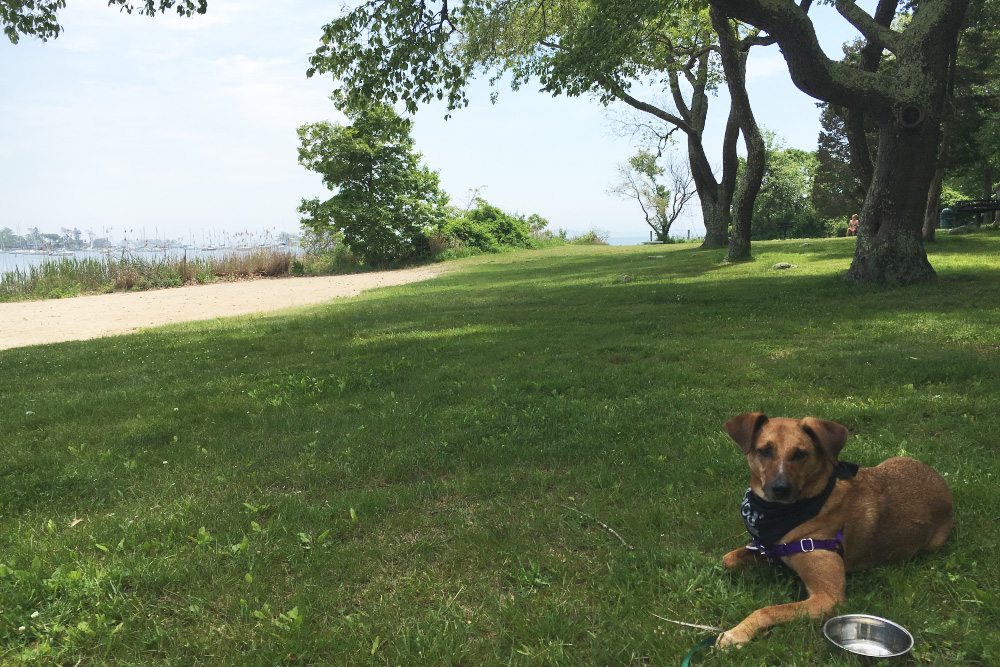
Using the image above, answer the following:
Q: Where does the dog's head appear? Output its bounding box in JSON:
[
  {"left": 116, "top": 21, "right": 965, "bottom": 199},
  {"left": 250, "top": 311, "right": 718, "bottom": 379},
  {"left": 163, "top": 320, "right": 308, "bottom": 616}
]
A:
[{"left": 724, "top": 413, "right": 848, "bottom": 503}]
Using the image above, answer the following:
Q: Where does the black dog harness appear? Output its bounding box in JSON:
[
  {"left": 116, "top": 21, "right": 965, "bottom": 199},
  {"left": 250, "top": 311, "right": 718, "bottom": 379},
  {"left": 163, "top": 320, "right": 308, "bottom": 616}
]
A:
[{"left": 741, "top": 461, "right": 859, "bottom": 560}]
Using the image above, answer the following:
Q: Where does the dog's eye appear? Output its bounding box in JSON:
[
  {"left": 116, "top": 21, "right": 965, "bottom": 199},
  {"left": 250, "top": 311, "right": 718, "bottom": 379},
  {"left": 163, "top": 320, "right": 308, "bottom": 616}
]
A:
[
  {"left": 757, "top": 445, "right": 774, "bottom": 459},
  {"left": 791, "top": 449, "right": 808, "bottom": 461}
]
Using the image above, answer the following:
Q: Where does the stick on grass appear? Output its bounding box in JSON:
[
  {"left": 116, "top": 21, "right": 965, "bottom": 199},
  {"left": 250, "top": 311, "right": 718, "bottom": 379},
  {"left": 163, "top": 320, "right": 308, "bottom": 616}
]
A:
[{"left": 561, "top": 504, "right": 635, "bottom": 551}]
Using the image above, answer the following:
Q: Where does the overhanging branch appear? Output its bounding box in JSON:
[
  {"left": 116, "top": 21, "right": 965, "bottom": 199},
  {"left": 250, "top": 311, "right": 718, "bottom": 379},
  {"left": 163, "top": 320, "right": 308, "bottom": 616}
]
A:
[
  {"left": 833, "top": 0, "right": 902, "bottom": 53},
  {"left": 538, "top": 39, "right": 696, "bottom": 135},
  {"left": 708, "top": 0, "right": 896, "bottom": 112}
]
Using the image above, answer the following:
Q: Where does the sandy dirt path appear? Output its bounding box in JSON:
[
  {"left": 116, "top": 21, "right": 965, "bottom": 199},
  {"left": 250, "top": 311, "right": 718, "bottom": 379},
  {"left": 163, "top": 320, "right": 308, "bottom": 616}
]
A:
[{"left": 0, "top": 265, "right": 447, "bottom": 351}]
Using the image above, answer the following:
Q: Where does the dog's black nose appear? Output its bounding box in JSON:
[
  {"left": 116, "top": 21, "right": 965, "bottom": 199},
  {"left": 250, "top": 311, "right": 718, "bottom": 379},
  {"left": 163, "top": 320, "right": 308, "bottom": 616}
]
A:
[{"left": 769, "top": 479, "right": 793, "bottom": 499}]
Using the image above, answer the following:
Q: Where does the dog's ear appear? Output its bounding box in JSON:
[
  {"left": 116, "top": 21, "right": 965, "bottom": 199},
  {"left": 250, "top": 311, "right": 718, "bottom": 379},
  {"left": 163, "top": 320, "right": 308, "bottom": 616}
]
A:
[
  {"left": 724, "top": 413, "right": 769, "bottom": 455},
  {"left": 800, "top": 417, "right": 848, "bottom": 465}
]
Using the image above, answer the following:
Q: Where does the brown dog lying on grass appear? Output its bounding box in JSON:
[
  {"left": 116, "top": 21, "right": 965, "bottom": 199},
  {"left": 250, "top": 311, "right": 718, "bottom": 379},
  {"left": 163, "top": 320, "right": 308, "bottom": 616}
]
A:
[{"left": 717, "top": 413, "right": 953, "bottom": 647}]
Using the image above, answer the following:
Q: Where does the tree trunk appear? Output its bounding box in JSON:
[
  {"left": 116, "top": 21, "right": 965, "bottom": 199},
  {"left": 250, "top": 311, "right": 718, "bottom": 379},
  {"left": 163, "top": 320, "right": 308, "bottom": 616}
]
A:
[
  {"left": 699, "top": 195, "right": 731, "bottom": 248},
  {"left": 727, "top": 130, "right": 765, "bottom": 261},
  {"left": 845, "top": 118, "right": 939, "bottom": 285},
  {"left": 689, "top": 131, "right": 731, "bottom": 249},
  {"left": 712, "top": 6, "right": 765, "bottom": 263},
  {"left": 923, "top": 167, "right": 943, "bottom": 242},
  {"left": 845, "top": 109, "right": 875, "bottom": 194}
]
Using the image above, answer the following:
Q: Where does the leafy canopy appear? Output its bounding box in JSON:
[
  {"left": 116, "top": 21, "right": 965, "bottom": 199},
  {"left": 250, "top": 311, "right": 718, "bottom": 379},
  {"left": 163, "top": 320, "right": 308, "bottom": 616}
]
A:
[
  {"left": 306, "top": 0, "right": 706, "bottom": 114},
  {"left": 1, "top": 0, "right": 206, "bottom": 44},
  {"left": 297, "top": 102, "right": 448, "bottom": 265}
]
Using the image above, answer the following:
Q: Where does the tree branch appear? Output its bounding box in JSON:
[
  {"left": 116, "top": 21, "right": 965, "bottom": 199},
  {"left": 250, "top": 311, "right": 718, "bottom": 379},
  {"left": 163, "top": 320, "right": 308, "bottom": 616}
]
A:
[
  {"left": 537, "top": 38, "right": 696, "bottom": 135},
  {"left": 708, "top": 0, "right": 896, "bottom": 113},
  {"left": 613, "top": 87, "right": 695, "bottom": 135},
  {"left": 833, "top": 0, "right": 902, "bottom": 53}
]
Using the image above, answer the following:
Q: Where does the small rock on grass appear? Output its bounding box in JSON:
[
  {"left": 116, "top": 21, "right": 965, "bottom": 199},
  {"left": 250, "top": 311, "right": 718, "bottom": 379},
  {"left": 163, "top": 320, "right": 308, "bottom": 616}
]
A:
[{"left": 772, "top": 263, "right": 798, "bottom": 270}]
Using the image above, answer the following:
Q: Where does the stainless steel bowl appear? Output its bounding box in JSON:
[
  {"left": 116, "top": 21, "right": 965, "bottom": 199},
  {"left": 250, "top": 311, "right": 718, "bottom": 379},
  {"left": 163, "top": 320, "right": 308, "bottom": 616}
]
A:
[{"left": 823, "top": 614, "right": 914, "bottom": 658}]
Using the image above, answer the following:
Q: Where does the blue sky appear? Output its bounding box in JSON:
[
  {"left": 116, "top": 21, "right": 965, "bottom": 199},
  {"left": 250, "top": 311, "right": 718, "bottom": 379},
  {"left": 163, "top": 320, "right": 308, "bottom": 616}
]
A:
[{"left": 0, "top": 1, "right": 863, "bottom": 244}]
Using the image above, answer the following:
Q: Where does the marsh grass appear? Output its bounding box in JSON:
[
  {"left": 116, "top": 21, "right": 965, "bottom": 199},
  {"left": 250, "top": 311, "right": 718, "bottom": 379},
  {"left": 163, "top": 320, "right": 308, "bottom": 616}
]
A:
[
  {"left": 0, "top": 233, "right": 998, "bottom": 665},
  {"left": 0, "top": 249, "right": 295, "bottom": 302}
]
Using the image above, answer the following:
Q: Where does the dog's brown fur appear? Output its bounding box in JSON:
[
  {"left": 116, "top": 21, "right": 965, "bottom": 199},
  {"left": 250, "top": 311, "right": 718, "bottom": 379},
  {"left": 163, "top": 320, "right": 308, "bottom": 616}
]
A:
[{"left": 718, "top": 413, "right": 953, "bottom": 647}]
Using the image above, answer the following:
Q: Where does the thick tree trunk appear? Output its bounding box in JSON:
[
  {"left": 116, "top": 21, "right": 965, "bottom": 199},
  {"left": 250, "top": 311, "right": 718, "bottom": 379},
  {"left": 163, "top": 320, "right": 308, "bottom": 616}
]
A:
[
  {"left": 843, "top": 0, "right": 897, "bottom": 195},
  {"left": 699, "top": 198, "right": 730, "bottom": 248},
  {"left": 727, "top": 131, "right": 765, "bottom": 261},
  {"left": 845, "top": 119, "right": 939, "bottom": 285},
  {"left": 689, "top": 128, "right": 732, "bottom": 249},
  {"left": 923, "top": 167, "right": 943, "bottom": 242},
  {"left": 712, "top": 6, "right": 765, "bottom": 263},
  {"left": 845, "top": 109, "right": 875, "bottom": 194},
  {"left": 706, "top": 107, "right": 741, "bottom": 249}
]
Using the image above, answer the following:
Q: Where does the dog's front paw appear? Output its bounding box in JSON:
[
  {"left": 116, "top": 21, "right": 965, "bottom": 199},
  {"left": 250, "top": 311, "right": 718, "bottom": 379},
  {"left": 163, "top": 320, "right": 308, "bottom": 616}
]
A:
[
  {"left": 716, "top": 629, "right": 750, "bottom": 648},
  {"left": 722, "top": 546, "right": 753, "bottom": 571}
]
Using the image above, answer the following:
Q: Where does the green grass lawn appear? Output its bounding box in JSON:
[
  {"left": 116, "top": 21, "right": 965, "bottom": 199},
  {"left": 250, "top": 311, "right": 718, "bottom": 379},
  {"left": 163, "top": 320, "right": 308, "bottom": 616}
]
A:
[{"left": 1, "top": 234, "right": 998, "bottom": 665}]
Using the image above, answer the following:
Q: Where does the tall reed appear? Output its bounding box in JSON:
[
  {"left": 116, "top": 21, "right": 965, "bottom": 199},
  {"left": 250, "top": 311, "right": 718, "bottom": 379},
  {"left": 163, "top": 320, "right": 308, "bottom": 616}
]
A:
[{"left": 0, "top": 249, "right": 294, "bottom": 302}]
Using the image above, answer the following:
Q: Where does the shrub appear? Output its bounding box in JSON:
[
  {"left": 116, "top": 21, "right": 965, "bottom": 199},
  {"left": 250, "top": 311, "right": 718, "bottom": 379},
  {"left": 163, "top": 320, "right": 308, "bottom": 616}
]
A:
[
  {"left": 569, "top": 229, "right": 610, "bottom": 245},
  {"left": 440, "top": 201, "right": 538, "bottom": 253},
  {"left": 824, "top": 218, "right": 849, "bottom": 238},
  {"left": 442, "top": 217, "right": 501, "bottom": 253},
  {"left": 526, "top": 213, "right": 551, "bottom": 238},
  {"left": 465, "top": 203, "right": 533, "bottom": 248},
  {"left": 427, "top": 231, "right": 451, "bottom": 255}
]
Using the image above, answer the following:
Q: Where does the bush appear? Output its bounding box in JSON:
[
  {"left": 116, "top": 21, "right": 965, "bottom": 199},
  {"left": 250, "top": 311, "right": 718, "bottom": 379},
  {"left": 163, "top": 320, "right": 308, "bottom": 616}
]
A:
[
  {"left": 789, "top": 211, "right": 826, "bottom": 239},
  {"left": 465, "top": 203, "right": 533, "bottom": 248},
  {"left": 440, "top": 201, "right": 536, "bottom": 253},
  {"left": 442, "top": 217, "right": 501, "bottom": 253},
  {"left": 824, "top": 218, "right": 850, "bottom": 238},
  {"left": 569, "top": 229, "right": 610, "bottom": 245}
]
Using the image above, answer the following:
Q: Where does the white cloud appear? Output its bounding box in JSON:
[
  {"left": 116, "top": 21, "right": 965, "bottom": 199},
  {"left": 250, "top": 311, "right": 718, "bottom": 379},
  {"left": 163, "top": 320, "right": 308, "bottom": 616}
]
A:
[{"left": 745, "top": 52, "right": 788, "bottom": 83}]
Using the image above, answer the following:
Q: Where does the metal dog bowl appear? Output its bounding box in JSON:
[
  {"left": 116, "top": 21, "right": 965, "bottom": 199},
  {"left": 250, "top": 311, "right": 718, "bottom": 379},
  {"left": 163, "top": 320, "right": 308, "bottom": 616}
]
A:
[{"left": 823, "top": 614, "right": 914, "bottom": 658}]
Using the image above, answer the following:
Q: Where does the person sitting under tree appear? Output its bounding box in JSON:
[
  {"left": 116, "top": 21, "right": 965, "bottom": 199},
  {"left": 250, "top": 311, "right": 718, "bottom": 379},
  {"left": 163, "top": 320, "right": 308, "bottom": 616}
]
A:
[{"left": 847, "top": 214, "right": 860, "bottom": 237}]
